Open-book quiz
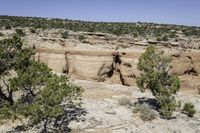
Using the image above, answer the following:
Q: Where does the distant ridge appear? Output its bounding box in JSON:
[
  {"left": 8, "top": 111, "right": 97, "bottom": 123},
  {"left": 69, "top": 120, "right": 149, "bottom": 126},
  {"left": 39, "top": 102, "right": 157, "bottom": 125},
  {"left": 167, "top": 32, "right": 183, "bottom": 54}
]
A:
[{"left": 0, "top": 15, "right": 200, "bottom": 37}]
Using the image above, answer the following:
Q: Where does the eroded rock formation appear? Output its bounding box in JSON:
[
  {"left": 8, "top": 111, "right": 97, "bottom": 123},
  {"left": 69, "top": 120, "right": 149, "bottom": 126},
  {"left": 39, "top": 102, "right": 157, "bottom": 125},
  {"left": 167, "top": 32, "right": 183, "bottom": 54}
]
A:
[{"left": 35, "top": 47, "right": 200, "bottom": 94}]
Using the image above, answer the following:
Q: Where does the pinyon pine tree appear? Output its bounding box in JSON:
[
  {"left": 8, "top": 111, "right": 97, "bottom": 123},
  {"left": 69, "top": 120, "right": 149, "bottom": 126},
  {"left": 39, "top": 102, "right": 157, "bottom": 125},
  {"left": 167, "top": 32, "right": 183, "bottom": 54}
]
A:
[
  {"left": 137, "top": 46, "right": 180, "bottom": 119},
  {"left": 0, "top": 35, "right": 84, "bottom": 132}
]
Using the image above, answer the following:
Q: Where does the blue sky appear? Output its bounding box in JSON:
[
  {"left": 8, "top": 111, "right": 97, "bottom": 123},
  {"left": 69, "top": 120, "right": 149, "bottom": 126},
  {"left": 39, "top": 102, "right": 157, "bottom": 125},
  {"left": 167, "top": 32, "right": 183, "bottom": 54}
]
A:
[{"left": 0, "top": 0, "right": 199, "bottom": 26}]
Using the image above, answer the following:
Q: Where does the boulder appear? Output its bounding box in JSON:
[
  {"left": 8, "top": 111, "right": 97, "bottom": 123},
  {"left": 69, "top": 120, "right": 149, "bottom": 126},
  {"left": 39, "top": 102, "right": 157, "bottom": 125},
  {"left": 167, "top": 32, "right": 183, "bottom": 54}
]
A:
[
  {"left": 171, "top": 56, "right": 193, "bottom": 75},
  {"left": 119, "top": 62, "right": 136, "bottom": 86},
  {"left": 97, "top": 63, "right": 113, "bottom": 82},
  {"left": 190, "top": 53, "right": 200, "bottom": 75}
]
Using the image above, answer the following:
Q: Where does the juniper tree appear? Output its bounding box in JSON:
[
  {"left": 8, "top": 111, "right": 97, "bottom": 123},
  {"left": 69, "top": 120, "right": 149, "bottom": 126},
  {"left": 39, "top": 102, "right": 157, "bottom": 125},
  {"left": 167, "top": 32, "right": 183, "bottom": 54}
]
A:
[
  {"left": 137, "top": 46, "right": 180, "bottom": 119},
  {"left": 0, "top": 35, "right": 84, "bottom": 132},
  {"left": 61, "top": 31, "right": 69, "bottom": 39}
]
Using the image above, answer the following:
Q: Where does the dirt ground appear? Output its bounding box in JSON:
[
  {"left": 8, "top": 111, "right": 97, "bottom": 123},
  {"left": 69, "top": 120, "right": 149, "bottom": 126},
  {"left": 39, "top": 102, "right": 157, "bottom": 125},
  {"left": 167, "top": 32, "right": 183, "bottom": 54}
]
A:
[{"left": 69, "top": 79, "right": 200, "bottom": 133}]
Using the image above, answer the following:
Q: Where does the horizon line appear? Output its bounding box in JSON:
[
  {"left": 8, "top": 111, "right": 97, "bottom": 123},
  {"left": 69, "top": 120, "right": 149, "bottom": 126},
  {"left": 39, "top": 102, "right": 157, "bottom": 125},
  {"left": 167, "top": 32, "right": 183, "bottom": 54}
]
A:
[{"left": 1, "top": 14, "right": 199, "bottom": 28}]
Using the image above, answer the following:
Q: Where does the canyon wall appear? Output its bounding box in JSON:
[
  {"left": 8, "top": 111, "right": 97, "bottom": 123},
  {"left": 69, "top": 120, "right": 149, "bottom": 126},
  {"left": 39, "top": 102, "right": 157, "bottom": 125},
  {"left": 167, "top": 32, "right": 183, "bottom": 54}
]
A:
[{"left": 35, "top": 48, "right": 200, "bottom": 95}]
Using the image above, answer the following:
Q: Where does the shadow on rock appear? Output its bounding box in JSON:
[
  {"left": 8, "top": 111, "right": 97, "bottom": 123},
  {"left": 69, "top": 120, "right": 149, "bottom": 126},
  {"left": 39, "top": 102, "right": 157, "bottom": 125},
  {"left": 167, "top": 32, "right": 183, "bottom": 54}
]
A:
[
  {"left": 136, "top": 97, "right": 159, "bottom": 111},
  {"left": 9, "top": 107, "right": 88, "bottom": 133}
]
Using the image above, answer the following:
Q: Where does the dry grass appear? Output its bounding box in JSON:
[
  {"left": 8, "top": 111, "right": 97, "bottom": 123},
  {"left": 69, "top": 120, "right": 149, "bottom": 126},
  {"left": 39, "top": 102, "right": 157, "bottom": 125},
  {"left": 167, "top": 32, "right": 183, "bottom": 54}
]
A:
[{"left": 118, "top": 96, "right": 133, "bottom": 106}]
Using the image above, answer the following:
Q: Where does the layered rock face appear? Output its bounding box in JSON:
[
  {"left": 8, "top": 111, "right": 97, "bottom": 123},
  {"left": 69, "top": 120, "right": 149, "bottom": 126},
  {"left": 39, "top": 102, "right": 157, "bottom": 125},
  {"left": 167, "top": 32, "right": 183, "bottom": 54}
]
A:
[
  {"left": 35, "top": 48, "right": 200, "bottom": 95},
  {"left": 35, "top": 49, "right": 140, "bottom": 86},
  {"left": 2, "top": 28, "right": 198, "bottom": 94}
]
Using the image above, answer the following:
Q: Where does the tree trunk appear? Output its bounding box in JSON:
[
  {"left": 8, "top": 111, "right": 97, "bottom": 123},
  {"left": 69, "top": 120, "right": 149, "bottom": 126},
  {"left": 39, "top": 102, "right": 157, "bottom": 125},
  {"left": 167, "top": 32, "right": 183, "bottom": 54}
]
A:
[
  {"left": 42, "top": 119, "right": 48, "bottom": 133},
  {"left": 0, "top": 89, "right": 14, "bottom": 105}
]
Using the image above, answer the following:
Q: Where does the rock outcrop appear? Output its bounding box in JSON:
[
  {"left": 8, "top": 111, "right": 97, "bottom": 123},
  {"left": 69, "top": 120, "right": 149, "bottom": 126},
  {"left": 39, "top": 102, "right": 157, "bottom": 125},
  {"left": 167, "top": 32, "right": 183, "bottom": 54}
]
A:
[{"left": 35, "top": 47, "right": 200, "bottom": 94}]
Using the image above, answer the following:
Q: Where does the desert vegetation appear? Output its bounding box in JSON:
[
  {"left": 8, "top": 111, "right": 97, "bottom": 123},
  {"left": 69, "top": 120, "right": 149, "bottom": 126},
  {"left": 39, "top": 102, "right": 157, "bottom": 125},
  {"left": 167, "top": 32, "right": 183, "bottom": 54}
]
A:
[
  {"left": 15, "top": 29, "right": 26, "bottom": 36},
  {"left": 0, "top": 35, "right": 84, "bottom": 132},
  {"left": 182, "top": 102, "right": 196, "bottom": 117},
  {"left": 0, "top": 15, "right": 199, "bottom": 133},
  {"left": 0, "top": 32, "right": 4, "bottom": 36},
  {"left": 133, "top": 102, "right": 157, "bottom": 121},
  {"left": 0, "top": 15, "right": 200, "bottom": 38},
  {"left": 118, "top": 96, "right": 133, "bottom": 106},
  {"left": 29, "top": 28, "right": 36, "bottom": 33},
  {"left": 61, "top": 31, "right": 69, "bottom": 39},
  {"left": 137, "top": 46, "right": 180, "bottom": 119}
]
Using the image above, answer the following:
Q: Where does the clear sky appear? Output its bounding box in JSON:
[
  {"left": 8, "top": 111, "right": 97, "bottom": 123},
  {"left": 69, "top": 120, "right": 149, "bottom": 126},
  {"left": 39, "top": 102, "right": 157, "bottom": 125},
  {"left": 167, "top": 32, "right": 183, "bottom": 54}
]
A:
[{"left": 0, "top": 0, "right": 199, "bottom": 26}]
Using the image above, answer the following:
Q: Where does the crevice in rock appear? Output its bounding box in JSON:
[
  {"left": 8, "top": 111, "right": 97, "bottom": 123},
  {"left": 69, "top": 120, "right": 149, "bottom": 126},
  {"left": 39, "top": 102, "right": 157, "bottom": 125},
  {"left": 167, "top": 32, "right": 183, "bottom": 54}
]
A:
[
  {"left": 63, "top": 53, "right": 69, "bottom": 74},
  {"left": 186, "top": 55, "right": 192, "bottom": 60},
  {"left": 184, "top": 68, "right": 198, "bottom": 76},
  {"left": 97, "top": 62, "right": 132, "bottom": 86},
  {"left": 119, "top": 69, "right": 129, "bottom": 86},
  {"left": 97, "top": 64, "right": 113, "bottom": 82}
]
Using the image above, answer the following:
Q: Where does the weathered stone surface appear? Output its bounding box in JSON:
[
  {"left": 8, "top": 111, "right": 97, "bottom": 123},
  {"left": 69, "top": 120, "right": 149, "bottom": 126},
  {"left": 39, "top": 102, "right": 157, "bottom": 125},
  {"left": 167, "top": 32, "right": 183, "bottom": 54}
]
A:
[
  {"left": 170, "top": 42, "right": 180, "bottom": 47},
  {"left": 171, "top": 56, "right": 193, "bottom": 75},
  {"left": 190, "top": 53, "right": 200, "bottom": 74},
  {"left": 97, "top": 63, "right": 113, "bottom": 82},
  {"left": 134, "top": 42, "right": 149, "bottom": 46},
  {"left": 67, "top": 55, "right": 113, "bottom": 80},
  {"left": 35, "top": 48, "right": 200, "bottom": 92},
  {"left": 35, "top": 52, "right": 66, "bottom": 73},
  {"left": 148, "top": 40, "right": 159, "bottom": 44},
  {"left": 179, "top": 75, "right": 200, "bottom": 94}
]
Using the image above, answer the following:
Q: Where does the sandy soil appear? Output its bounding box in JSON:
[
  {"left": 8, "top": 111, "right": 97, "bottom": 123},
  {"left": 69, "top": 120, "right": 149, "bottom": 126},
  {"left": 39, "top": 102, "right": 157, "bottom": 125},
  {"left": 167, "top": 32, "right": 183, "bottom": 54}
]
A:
[{"left": 69, "top": 79, "right": 200, "bottom": 133}]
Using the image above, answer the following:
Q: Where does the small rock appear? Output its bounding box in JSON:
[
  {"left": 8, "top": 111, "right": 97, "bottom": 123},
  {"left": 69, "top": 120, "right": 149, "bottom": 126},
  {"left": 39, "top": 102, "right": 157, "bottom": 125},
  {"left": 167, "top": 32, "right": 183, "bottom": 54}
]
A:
[
  {"left": 85, "top": 129, "right": 95, "bottom": 132},
  {"left": 105, "top": 110, "right": 116, "bottom": 115}
]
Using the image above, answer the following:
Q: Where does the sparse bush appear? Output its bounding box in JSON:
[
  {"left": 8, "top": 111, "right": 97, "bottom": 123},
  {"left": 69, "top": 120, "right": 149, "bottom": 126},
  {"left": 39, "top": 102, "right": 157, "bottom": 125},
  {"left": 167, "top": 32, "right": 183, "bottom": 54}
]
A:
[
  {"left": 30, "top": 28, "right": 36, "bottom": 33},
  {"left": 137, "top": 46, "right": 180, "bottom": 119},
  {"left": 175, "top": 38, "right": 179, "bottom": 42},
  {"left": 162, "top": 35, "right": 169, "bottom": 41},
  {"left": 5, "top": 24, "right": 11, "bottom": 29},
  {"left": 133, "top": 32, "right": 138, "bottom": 37},
  {"left": 133, "top": 103, "right": 157, "bottom": 121},
  {"left": 169, "top": 32, "right": 176, "bottom": 38},
  {"left": 78, "top": 35, "right": 85, "bottom": 42},
  {"left": 15, "top": 29, "right": 25, "bottom": 36},
  {"left": 1, "top": 16, "right": 200, "bottom": 38},
  {"left": 156, "top": 37, "right": 162, "bottom": 41},
  {"left": 182, "top": 102, "right": 196, "bottom": 117},
  {"left": 118, "top": 96, "right": 133, "bottom": 106},
  {"left": 0, "top": 32, "right": 4, "bottom": 36},
  {"left": 177, "top": 101, "right": 182, "bottom": 110},
  {"left": 61, "top": 31, "right": 68, "bottom": 39}
]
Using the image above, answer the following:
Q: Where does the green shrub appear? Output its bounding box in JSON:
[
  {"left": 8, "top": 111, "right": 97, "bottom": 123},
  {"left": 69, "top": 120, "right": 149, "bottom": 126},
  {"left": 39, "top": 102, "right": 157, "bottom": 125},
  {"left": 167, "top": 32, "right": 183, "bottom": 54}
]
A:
[
  {"left": 0, "top": 36, "right": 84, "bottom": 132},
  {"left": 169, "top": 32, "right": 176, "bottom": 38},
  {"left": 182, "top": 102, "right": 196, "bottom": 117},
  {"left": 133, "top": 32, "right": 138, "bottom": 37},
  {"left": 137, "top": 46, "right": 180, "bottom": 119},
  {"left": 61, "top": 31, "right": 68, "bottom": 39},
  {"left": 0, "top": 32, "right": 4, "bottom": 36},
  {"left": 1, "top": 15, "right": 200, "bottom": 38},
  {"left": 5, "top": 24, "right": 11, "bottom": 29},
  {"left": 177, "top": 101, "right": 182, "bottom": 109},
  {"left": 133, "top": 103, "right": 157, "bottom": 121},
  {"left": 15, "top": 29, "right": 25, "bottom": 36},
  {"left": 156, "top": 37, "right": 162, "bottom": 41},
  {"left": 30, "top": 28, "right": 36, "bottom": 33},
  {"left": 162, "top": 35, "right": 169, "bottom": 41}
]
